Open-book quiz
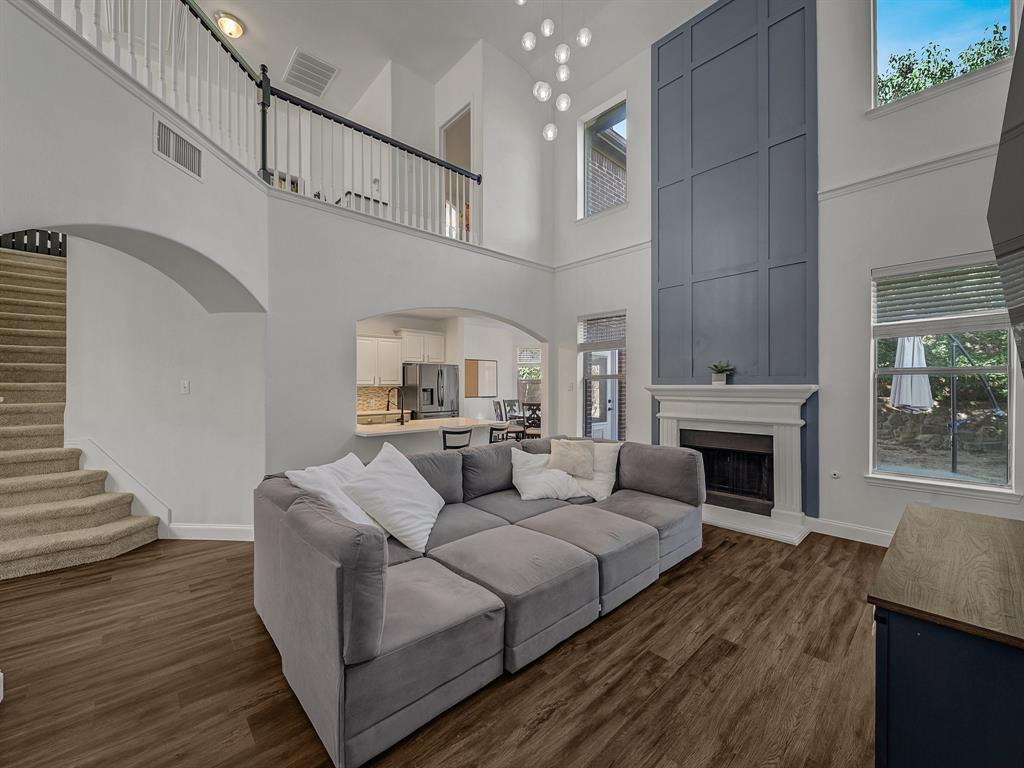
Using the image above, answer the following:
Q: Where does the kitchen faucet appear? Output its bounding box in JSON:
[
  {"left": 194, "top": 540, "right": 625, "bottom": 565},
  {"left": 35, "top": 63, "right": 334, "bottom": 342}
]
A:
[{"left": 386, "top": 386, "right": 406, "bottom": 425}]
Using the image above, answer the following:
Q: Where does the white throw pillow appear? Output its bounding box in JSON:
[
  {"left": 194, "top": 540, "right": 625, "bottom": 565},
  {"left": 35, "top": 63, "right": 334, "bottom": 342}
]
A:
[
  {"left": 548, "top": 439, "right": 596, "bottom": 480},
  {"left": 574, "top": 442, "right": 621, "bottom": 501},
  {"left": 341, "top": 442, "right": 445, "bottom": 553},
  {"left": 285, "top": 454, "right": 382, "bottom": 529},
  {"left": 511, "top": 447, "right": 582, "bottom": 501}
]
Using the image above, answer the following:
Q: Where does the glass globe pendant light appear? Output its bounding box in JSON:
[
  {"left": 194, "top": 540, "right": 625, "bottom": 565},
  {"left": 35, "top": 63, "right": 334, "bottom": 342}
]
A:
[
  {"left": 554, "top": 43, "right": 571, "bottom": 64},
  {"left": 515, "top": 0, "right": 527, "bottom": 5},
  {"left": 555, "top": 93, "right": 571, "bottom": 112},
  {"left": 532, "top": 81, "right": 552, "bottom": 102},
  {"left": 521, "top": 31, "right": 536, "bottom": 51},
  {"left": 542, "top": 123, "right": 558, "bottom": 141},
  {"left": 555, "top": 64, "right": 570, "bottom": 83},
  {"left": 540, "top": 18, "right": 555, "bottom": 37},
  {"left": 576, "top": 26, "right": 592, "bottom": 47}
]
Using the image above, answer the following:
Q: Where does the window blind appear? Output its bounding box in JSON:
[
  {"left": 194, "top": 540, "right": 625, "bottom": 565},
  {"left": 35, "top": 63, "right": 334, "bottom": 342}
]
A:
[
  {"left": 873, "top": 262, "right": 1007, "bottom": 328},
  {"left": 517, "top": 346, "right": 542, "bottom": 365},
  {"left": 577, "top": 314, "right": 626, "bottom": 351}
]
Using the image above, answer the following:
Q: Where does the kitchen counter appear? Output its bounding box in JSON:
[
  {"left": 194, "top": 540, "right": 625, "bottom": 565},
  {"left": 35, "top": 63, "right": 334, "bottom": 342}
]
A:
[
  {"left": 356, "top": 409, "right": 413, "bottom": 417},
  {"left": 355, "top": 417, "right": 504, "bottom": 437}
]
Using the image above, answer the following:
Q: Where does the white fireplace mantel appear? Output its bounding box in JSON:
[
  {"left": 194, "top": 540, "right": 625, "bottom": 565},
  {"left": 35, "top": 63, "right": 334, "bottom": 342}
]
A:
[{"left": 647, "top": 384, "right": 818, "bottom": 545}]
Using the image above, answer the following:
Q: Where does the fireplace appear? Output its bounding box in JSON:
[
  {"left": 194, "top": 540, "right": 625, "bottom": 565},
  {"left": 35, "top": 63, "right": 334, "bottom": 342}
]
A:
[{"left": 681, "top": 430, "right": 774, "bottom": 516}]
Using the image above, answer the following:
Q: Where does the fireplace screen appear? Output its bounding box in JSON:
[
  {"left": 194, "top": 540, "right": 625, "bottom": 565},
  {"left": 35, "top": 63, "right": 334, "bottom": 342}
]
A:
[{"left": 680, "top": 430, "right": 774, "bottom": 516}]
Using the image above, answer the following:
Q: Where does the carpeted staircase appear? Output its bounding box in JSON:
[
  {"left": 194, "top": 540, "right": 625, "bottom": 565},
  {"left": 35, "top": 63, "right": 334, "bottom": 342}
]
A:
[{"left": 0, "top": 248, "right": 158, "bottom": 579}]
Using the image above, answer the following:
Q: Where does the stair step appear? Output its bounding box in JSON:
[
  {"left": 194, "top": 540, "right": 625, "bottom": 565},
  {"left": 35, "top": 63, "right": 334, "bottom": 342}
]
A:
[
  {"left": 0, "top": 492, "right": 133, "bottom": 538},
  {"left": 0, "top": 283, "right": 66, "bottom": 303},
  {"left": 0, "top": 269, "right": 66, "bottom": 290},
  {"left": 0, "top": 253, "right": 67, "bottom": 275},
  {"left": 0, "top": 327, "right": 66, "bottom": 346},
  {"left": 0, "top": 362, "right": 66, "bottom": 383},
  {"left": 0, "top": 402, "right": 65, "bottom": 427},
  {"left": 0, "top": 515, "right": 158, "bottom": 580},
  {"left": 0, "top": 382, "right": 66, "bottom": 403},
  {"left": 0, "top": 469, "right": 107, "bottom": 508},
  {"left": 0, "top": 297, "right": 66, "bottom": 317},
  {"left": 0, "top": 447, "right": 80, "bottom": 478},
  {"left": 0, "top": 312, "right": 65, "bottom": 331},
  {"left": 0, "top": 424, "right": 63, "bottom": 450},
  {"left": 0, "top": 344, "right": 66, "bottom": 363}
]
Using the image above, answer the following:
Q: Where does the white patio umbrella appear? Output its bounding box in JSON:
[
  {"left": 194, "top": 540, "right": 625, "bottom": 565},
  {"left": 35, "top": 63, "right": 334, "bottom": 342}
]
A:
[{"left": 889, "top": 336, "right": 933, "bottom": 412}]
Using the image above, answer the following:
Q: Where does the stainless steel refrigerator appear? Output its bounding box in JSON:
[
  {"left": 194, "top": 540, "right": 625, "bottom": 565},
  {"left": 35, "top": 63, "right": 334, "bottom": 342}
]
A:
[{"left": 402, "top": 363, "right": 459, "bottom": 419}]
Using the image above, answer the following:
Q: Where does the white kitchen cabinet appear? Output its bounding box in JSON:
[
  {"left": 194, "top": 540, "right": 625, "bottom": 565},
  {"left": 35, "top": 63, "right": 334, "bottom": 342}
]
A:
[
  {"left": 400, "top": 330, "right": 445, "bottom": 363},
  {"left": 357, "top": 336, "right": 404, "bottom": 386},
  {"left": 402, "top": 332, "right": 425, "bottom": 363},
  {"left": 376, "top": 338, "right": 403, "bottom": 386},
  {"left": 425, "top": 333, "right": 446, "bottom": 362}
]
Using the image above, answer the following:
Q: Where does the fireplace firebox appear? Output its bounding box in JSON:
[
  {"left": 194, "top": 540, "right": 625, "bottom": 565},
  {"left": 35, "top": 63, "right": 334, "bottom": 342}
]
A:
[{"left": 680, "top": 429, "right": 774, "bottom": 516}]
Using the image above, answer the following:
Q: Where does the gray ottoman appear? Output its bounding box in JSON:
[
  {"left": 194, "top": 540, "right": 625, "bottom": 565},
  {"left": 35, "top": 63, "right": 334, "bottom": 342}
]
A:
[
  {"left": 517, "top": 505, "right": 659, "bottom": 614},
  {"left": 428, "top": 526, "right": 599, "bottom": 672}
]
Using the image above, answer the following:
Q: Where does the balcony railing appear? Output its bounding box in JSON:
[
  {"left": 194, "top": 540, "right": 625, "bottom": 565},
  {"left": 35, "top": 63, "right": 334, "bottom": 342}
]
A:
[{"left": 31, "top": 0, "right": 482, "bottom": 245}]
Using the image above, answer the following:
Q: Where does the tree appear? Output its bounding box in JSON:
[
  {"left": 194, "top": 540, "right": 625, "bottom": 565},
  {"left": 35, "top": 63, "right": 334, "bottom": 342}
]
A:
[{"left": 877, "top": 23, "right": 1010, "bottom": 105}]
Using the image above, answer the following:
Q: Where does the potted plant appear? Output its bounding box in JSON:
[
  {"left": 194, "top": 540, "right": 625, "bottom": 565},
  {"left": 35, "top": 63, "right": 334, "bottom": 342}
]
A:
[{"left": 709, "top": 361, "right": 735, "bottom": 385}]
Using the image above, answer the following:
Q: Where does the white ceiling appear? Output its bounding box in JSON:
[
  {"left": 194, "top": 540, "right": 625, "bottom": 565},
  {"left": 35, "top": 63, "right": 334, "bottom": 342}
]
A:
[{"left": 198, "top": 0, "right": 711, "bottom": 116}]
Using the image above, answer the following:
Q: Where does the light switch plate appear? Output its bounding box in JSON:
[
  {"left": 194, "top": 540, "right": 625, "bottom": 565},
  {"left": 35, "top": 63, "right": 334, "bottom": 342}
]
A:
[{"left": 179, "top": 379, "right": 191, "bottom": 395}]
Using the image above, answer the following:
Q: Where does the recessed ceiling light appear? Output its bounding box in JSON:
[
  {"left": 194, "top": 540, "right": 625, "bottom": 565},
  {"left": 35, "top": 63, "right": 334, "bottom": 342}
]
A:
[{"left": 215, "top": 11, "right": 245, "bottom": 39}]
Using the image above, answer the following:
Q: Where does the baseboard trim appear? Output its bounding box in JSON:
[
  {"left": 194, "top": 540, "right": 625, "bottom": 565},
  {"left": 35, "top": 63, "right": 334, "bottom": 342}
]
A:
[
  {"left": 165, "top": 524, "right": 254, "bottom": 541},
  {"left": 806, "top": 517, "right": 893, "bottom": 547},
  {"left": 702, "top": 504, "right": 809, "bottom": 546},
  {"left": 64, "top": 436, "right": 172, "bottom": 530}
]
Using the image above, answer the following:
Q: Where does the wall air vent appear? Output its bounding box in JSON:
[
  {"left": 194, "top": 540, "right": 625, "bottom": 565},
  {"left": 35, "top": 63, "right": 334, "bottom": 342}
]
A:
[
  {"left": 282, "top": 48, "right": 339, "bottom": 97},
  {"left": 154, "top": 119, "right": 202, "bottom": 180}
]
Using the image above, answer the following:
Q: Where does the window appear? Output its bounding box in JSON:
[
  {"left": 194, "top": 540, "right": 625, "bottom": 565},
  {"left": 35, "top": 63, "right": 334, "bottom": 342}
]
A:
[
  {"left": 872, "top": 260, "right": 1012, "bottom": 487},
  {"left": 578, "top": 314, "right": 626, "bottom": 440},
  {"left": 582, "top": 101, "right": 627, "bottom": 217},
  {"left": 874, "top": 0, "right": 1016, "bottom": 106},
  {"left": 517, "top": 346, "right": 542, "bottom": 403}
]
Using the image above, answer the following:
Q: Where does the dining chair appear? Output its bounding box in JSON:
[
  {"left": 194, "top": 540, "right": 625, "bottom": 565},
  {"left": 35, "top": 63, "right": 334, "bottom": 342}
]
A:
[
  {"left": 489, "top": 425, "right": 508, "bottom": 443},
  {"left": 523, "top": 402, "right": 542, "bottom": 439},
  {"left": 492, "top": 400, "right": 505, "bottom": 421},
  {"left": 441, "top": 427, "right": 474, "bottom": 450},
  {"left": 503, "top": 399, "right": 522, "bottom": 421}
]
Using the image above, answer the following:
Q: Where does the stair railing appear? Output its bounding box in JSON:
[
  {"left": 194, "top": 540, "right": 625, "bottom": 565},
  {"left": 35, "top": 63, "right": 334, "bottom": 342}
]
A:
[
  {"left": 30, "top": 0, "right": 483, "bottom": 245},
  {"left": 0, "top": 230, "right": 68, "bottom": 258}
]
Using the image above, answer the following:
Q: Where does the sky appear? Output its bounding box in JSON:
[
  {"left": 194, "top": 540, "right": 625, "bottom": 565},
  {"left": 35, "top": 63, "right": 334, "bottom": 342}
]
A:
[{"left": 876, "top": 0, "right": 1012, "bottom": 72}]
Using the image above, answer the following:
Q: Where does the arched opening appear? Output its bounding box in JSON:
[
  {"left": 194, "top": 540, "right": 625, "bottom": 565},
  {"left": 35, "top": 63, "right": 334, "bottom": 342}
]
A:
[{"left": 355, "top": 308, "right": 549, "bottom": 451}]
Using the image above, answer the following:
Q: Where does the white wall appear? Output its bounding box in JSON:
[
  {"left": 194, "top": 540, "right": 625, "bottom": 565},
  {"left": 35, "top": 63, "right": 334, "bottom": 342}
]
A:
[
  {"left": 264, "top": 193, "right": 556, "bottom": 468},
  {"left": 356, "top": 313, "right": 447, "bottom": 337},
  {"left": 349, "top": 61, "right": 393, "bottom": 135},
  {"left": 0, "top": 1, "right": 269, "bottom": 312},
  {"left": 391, "top": 62, "right": 437, "bottom": 151},
  {"left": 65, "top": 238, "right": 266, "bottom": 537},
  {"left": 458, "top": 317, "right": 543, "bottom": 421},
  {"left": 815, "top": 0, "right": 1019, "bottom": 542}
]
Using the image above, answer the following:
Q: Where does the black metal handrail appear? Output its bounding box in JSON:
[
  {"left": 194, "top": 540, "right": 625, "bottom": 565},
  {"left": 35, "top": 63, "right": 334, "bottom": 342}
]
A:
[
  {"left": 264, "top": 83, "right": 483, "bottom": 184},
  {"left": 179, "top": 0, "right": 259, "bottom": 83}
]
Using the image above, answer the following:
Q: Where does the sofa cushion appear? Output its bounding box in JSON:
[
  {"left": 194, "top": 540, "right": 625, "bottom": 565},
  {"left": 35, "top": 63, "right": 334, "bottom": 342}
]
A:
[
  {"left": 387, "top": 538, "right": 422, "bottom": 567},
  {"left": 465, "top": 489, "right": 568, "bottom": 524},
  {"left": 425, "top": 503, "right": 508, "bottom": 551},
  {"left": 408, "top": 450, "right": 464, "bottom": 505},
  {"left": 461, "top": 443, "right": 514, "bottom": 501},
  {"left": 617, "top": 443, "right": 706, "bottom": 507},
  {"left": 428, "top": 526, "right": 599, "bottom": 672},
  {"left": 344, "top": 558, "right": 504, "bottom": 737},
  {"left": 517, "top": 505, "right": 659, "bottom": 613},
  {"left": 284, "top": 495, "right": 388, "bottom": 664},
  {"left": 592, "top": 489, "right": 702, "bottom": 563},
  {"left": 257, "top": 474, "right": 307, "bottom": 512}
]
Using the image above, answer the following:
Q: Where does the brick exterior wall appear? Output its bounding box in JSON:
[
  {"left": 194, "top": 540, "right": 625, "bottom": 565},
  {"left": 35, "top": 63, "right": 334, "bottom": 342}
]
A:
[{"left": 586, "top": 147, "right": 627, "bottom": 216}]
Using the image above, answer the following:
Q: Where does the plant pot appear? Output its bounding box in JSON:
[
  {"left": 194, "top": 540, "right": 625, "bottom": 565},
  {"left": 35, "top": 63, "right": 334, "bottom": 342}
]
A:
[{"left": 711, "top": 373, "right": 728, "bottom": 385}]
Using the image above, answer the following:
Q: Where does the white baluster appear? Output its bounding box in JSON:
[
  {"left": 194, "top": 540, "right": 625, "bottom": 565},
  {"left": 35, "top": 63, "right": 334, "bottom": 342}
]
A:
[
  {"left": 204, "top": 34, "right": 211, "bottom": 133},
  {"left": 285, "top": 101, "right": 291, "bottom": 192},
  {"left": 158, "top": 0, "right": 165, "bottom": 100},
  {"left": 92, "top": 0, "right": 101, "bottom": 51},
  {"left": 113, "top": 0, "right": 122, "bottom": 67},
  {"left": 183, "top": 11, "right": 190, "bottom": 119},
  {"left": 272, "top": 96, "right": 278, "bottom": 187},
  {"left": 170, "top": 3, "right": 178, "bottom": 110},
  {"left": 143, "top": 0, "right": 150, "bottom": 89},
  {"left": 128, "top": 0, "right": 136, "bottom": 78},
  {"left": 73, "top": 0, "right": 83, "bottom": 35}
]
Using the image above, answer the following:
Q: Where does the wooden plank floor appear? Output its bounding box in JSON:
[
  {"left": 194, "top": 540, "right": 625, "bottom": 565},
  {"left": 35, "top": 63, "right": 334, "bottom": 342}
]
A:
[{"left": 0, "top": 527, "right": 884, "bottom": 768}]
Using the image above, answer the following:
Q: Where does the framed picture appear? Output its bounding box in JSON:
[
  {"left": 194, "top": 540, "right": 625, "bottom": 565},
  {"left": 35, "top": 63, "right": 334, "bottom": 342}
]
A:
[{"left": 465, "top": 359, "right": 497, "bottom": 398}]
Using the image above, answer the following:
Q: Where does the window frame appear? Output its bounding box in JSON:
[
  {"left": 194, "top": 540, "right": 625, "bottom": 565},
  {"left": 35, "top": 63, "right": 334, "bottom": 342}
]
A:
[
  {"left": 578, "top": 312, "right": 627, "bottom": 440},
  {"left": 576, "top": 93, "right": 628, "bottom": 221},
  {"left": 516, "top": 345, "right": 543, "bottom": 404},
  {"left": 870, "top": 0, "right": 1021, "bottom": 111},
  {"left": 868, "top": 256, "right": 1016, "bottom": 492}
]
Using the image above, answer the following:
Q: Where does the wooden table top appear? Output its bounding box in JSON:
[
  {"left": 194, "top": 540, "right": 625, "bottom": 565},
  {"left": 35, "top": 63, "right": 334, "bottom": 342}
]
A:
[{"left": 868, "top": 503, "right": 1024, "bottom": 650}]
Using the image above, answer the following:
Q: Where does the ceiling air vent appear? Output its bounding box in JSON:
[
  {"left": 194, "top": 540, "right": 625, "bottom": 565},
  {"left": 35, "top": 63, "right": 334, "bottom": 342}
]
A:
[
  {"left": 154, "top": 119, "right": 202, "bottom": 180},
  {"left": 282, "top": 48, "right": 339, "bottom": 97}
]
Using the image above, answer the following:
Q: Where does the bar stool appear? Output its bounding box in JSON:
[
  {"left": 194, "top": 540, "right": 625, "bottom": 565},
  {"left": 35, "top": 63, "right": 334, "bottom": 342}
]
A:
[
  {"left": 441, "top": 427, "right": 473, "bottom": 450},
  {"left": 489, "top": 425, "right": 509, "bottom": 443}
]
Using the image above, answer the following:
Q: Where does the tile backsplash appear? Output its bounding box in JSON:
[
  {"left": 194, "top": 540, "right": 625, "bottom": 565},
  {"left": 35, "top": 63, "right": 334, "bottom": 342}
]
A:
[{"left": 357, "top": 386, "right": 394, "bottom": 412}]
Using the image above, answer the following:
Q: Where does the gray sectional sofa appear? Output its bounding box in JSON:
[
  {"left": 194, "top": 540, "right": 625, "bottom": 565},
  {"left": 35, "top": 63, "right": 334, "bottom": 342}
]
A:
[{"left": 254, "top": 438, "right": 705, "bottom": 768}]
